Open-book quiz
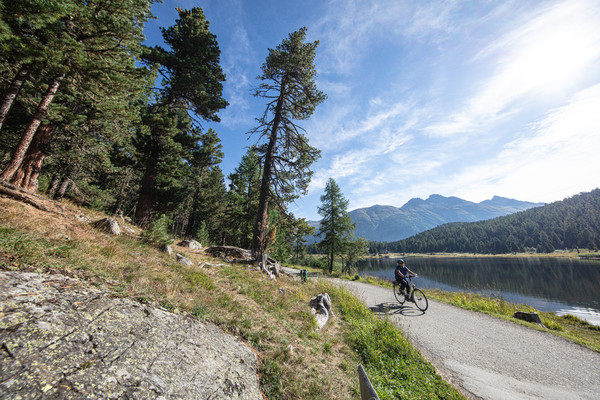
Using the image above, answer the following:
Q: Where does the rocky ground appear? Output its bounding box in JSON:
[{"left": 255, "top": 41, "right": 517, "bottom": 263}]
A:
[{"left": 0, "top": 271, "right": 263, "bottom": 399}]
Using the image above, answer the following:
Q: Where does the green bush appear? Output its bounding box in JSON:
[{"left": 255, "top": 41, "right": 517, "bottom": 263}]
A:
[
  {"left": 141, "top": 215, "right": 173, "bottom": 248},
  {"left": 195, "top": 221, "right": 210, "bottom": 246},
  {"left": 186, "top": 271, "right": 214, "bottom": 290}
]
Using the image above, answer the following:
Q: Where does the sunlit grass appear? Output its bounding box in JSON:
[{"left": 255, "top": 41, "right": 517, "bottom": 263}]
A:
[
  {"left": 427, "top": 289, "right": 600, "bottom": 352},
  {"left": 0, "top": 197, "right": 467, "bottom": 399},
  {"left": 344, "top": 273, "right": 600, "bottom": 353}
]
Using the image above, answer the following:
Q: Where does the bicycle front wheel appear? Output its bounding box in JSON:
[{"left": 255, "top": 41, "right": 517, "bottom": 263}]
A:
[
  {"left": 413, "top": 288, "right": 428, "bottom": 311},
  {"left": 393, "top": 283, "right": 406, "bottom": 305}
]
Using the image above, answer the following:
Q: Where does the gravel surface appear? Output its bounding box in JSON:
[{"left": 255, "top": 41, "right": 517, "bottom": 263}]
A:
[{"left": 334, "top": 279, "right": 600, "bottom": 400}]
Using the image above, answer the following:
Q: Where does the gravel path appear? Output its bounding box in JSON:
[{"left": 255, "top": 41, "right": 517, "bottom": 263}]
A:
[{"left": 333, "top": 279, "right": 600, "bottom": 400}]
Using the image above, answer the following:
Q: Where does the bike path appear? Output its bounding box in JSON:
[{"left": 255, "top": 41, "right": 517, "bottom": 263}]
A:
[{"left": 331, "top": 278, "right": 600, "bottom": 400}]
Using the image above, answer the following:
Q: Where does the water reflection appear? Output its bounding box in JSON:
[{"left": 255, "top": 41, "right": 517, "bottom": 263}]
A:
[{"left": 358, "top": 257, "right": 600, "bottom": 325}]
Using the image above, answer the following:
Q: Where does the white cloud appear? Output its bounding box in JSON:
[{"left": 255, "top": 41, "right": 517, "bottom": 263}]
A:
[
  {"left": 427, "top": 0, "right": 600, "bottom": 138},
  {"left": 444, "top": 82, "right": 600, "bottom": 202}
]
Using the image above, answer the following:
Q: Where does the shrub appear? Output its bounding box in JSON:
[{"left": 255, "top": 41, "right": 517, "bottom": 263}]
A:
[{"left": 141, "top": 215, "right": 173, "bottom": 248}]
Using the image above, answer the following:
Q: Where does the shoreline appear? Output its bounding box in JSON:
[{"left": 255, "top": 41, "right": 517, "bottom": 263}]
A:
[{"left": 370, "top": 251, "right": 600, "bottom": 260}]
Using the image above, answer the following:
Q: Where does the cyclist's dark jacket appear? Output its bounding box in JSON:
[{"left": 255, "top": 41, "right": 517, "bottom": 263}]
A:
[{"left": 395, "top": 265, "right": 408, "bottom": 282}]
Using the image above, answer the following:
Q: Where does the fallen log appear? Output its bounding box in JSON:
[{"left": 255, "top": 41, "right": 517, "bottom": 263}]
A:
[{"left": 0, "top": 181, "right": 66, "bottom": 215}]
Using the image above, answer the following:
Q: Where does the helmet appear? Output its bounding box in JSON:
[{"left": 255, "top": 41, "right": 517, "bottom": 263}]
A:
[{"left": 397, "top": 259, "right": 404, "bottom": 264}]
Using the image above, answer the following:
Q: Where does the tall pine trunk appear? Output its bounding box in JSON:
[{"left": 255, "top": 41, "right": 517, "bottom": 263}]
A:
[
  {"left": 9, "top": 124, "right": 55, "bottom": 192},
  {"left": 0, "top": 73, "right": 64, "bottom": 183},
  {"left": 135, "top": 157, "right": 158, "bottom": 228},
  {"left": 111, "top": 168, "right": 132, "bottom": 217},
  {"left": 0, "top": 64, "right": 30, "bottom": 132},
  {"left": 251, "top": 80, "right": 287, "bottom": 260}
]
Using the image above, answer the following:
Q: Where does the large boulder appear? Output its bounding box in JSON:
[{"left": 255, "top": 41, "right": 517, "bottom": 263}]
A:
[
  {"left": 0, "top": 271, "right": 262, "bottom": 399},
  {"left": 176, "top": 253, "right": 193, "bottom": 266},
  {"left": 177, "top": 239, "right": 202, "bottom": 250},
  {"left": 91, "top": 217, "right": 121, "bottom": 236},
  {"left": 514, "top": 311, "right": 544, "bottom": 325},
  {"left": 205, "top": 246, "right": 253, "bottom": 261},
  {"left": 310, "top": 293, "right": 334, "bottom": 330}
]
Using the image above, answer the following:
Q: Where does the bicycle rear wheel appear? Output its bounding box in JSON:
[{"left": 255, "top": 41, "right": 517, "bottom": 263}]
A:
[
  {"left": 413, "top": 288, "right": 428, "bottom": 311},
  {"left": 393, "top": 283, "right": 406, "bottom": 305}
]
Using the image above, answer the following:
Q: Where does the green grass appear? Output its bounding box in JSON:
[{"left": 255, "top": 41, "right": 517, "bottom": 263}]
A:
[
  {"left": 428, "top": 289, "right": 600, "bottom": 352},
  {"left": 324, "top": 282, "right": 463, "bottom": 399},
  {"left": 0, "top": 200, "right": 467, "bottom": 399}
]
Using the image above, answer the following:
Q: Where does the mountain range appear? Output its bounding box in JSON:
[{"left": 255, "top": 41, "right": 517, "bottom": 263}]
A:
[{"left": 308, "top": 195, "right": 544, "bottom": 243}]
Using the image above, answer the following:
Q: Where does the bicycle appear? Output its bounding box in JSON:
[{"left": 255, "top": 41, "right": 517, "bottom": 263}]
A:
[{"left": 393, "top": 275, "right": 428, "bottom": 311}]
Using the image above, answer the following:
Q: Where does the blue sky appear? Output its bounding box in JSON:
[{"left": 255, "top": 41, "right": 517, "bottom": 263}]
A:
[{"left": 144, "top": 0, "right": 600, "bottom": 221}]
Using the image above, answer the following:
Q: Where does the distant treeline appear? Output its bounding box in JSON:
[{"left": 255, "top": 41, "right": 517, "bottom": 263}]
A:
[{"left": 367, "top": 189, "right": 600, "bottom": 254}]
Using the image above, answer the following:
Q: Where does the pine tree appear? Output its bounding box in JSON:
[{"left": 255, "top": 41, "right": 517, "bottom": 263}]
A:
[
  {"left": 134, "top": 105, "right": 193, "bottom": 226},
  {"left": 134, "top": 6, "right": 227, "bottom": 226},
  {"left": 224, "top": 147, "right": 262, "bottom": 248},
  {"left": 142, "top": 7, "right": 228, "bottom": 121},
  {"left": 249, "top": 27, "right": 326, "bottom": 261},
  {"left": 0, "top": 0, "right": 155, "bottom": 188},
  {"left": 317, "top": 178, "right": 354, "bottom": 273}
]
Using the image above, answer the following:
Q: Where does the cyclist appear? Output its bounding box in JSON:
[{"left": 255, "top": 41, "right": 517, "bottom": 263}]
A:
[{"left": 394, "top": 259, "right": 417, "bottom": 296}]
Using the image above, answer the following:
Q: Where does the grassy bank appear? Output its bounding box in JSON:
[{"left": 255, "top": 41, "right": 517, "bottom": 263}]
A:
[
  {"left": 347, "top": 272, "right": 600, "bottom": 353},
  {"left": 373, "top": 251, "right": 600, "bottom": 259},
  {"left": 427, "top": 290, "right": 600, "bottom": 352},
  {"left": 0, "top": 197, "right": 464, "bottom": 399}
]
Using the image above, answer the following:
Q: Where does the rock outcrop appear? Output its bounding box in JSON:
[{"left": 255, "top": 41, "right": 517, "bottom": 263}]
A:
[
  {"left": 91, "top": 217, "right": 121, "bottom": 236},
  {"left": 177, "top": 240, "right": 202, "bottom": 250},
  {"left": 310, "top": 293, "right": 334, "bottom": 330},
  {"left": 0, "top": 271, "right": 262, "bottom": 399},
  {"left": 205, "top": 246, "right": 253, "bottom": 261},
  {"left": 514, "top": 311, "right": 544, "bottom": 326}
]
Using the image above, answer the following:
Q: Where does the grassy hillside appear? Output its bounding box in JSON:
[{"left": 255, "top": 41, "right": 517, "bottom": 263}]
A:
[{"left": 0, "top": 196, "right": 464, "bottom": 400}]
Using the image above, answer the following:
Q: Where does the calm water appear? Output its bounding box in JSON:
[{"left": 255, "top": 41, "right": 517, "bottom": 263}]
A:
[{"left": 357, "top": 257, "right": 600, "bottom": 326}]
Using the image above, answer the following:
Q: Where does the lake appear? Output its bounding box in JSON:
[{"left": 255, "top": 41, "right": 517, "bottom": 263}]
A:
[{"left": 357, "top": 256, "right": 600, "bottom": 326}]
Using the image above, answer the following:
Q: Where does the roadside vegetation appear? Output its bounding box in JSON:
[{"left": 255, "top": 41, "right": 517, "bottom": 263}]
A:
[
  {"left": 337, "top": 268, "right": 600, "bottom": 353},
  {"left": 0, "top": 197, "right": 464, "bottom": 399},
  {"left": 428, "top": 290, "right": 600, "bottom": 352}
]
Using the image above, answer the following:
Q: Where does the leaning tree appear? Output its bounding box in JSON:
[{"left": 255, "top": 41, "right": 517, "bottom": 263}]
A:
[
  {"left": 0, "top": 0, "right": 155, "bottom": 187},
  {"left": 249, "top": 27, "right": 326, "bottom": 263}
]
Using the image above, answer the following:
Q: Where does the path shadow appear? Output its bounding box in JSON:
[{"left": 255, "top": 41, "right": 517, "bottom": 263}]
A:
[{"left": 369, "top": 302, "right": 425, "bottom": 317}]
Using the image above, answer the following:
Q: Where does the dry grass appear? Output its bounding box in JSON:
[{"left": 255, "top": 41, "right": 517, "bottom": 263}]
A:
[
  {"left": 0, "top": 197, "right": 360, "bottom": 399},
  {"left": 1, "top": 196, "right": 468, "bottom": 399}
]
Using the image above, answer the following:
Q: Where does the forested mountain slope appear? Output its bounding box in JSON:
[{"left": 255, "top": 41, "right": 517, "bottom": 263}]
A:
[
  {"left": 383, "top": 189, "right": 600, "bottom": 254},
  {"left": 307, "top": 195, "right": 542, "bottom": 243},
  {"left": 351, "top": 195, "right": 543, "bottom": 241}
]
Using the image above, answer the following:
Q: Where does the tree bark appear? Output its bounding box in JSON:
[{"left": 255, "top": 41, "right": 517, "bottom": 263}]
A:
[
  {"left": 46, "top": 174, "right": 61, "bottom": 197},
  {"left": 134, "top": 157, "right": 158, "bottom": 228},
  {"left": 0, "top": 73, "right": 64, "bottom": 182},
  {"left": 0, "top": 64, "right": 30, "bottom": 132},
  {"left": 111, "top": 167, "right": 132, "bottom": 217},
  {"left": 9, "top": 124, "right": 55, "bottom": 192},
  {"left": 54, "top": 176, "right": 70, "bottom": 201},
  {"left": 0, "top": 182, "right": 65, "bottom": 215},
  {"left": 251, "top": 80, "right": 287, "bottom": 260}
]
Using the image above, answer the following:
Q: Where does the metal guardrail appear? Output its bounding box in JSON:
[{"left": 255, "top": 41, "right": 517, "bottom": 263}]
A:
[{"left": 358, "top": 364, "right": 379, "bottom": 400}]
